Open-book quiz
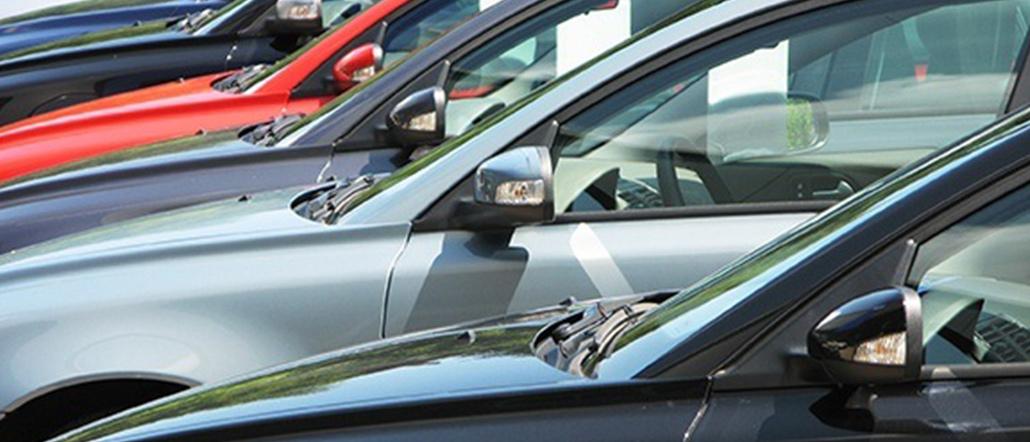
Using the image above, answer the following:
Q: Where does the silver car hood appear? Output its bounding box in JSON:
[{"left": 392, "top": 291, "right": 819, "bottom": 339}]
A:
[{"left": 0, "top": 186, "right": 321, "bottom": 277}]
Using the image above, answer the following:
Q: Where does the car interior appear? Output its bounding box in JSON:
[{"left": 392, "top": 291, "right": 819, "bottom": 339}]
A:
[
  {"left": 549, "top": 0, "right": 1030, "bottom": 215},
  {"left": 918, "top": 185, "right": 1030, "bottom": 365}
]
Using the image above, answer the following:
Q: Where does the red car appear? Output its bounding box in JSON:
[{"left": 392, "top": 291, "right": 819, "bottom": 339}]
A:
[{"left": 0, "top": 0, "right": 481, "bottom": 184}]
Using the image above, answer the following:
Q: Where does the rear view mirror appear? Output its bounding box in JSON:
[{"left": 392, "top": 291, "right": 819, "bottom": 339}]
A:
[
  {"left": 268, "top": 0, "right": 324, "bottom": 35},
  {"left": 332, "top": 43, "right": 383, "bottom": 90},
  {"left": 786, "top": 94, "right": 830, "bottom": 153},
  {"left": 387, "top": 87, "right": 447, "bottom": 148},
  {"left": 809, "top": 287, "right": 922, "bottom": 385},
  {"left": 711, "top": 93, "right": 830, "bottom": 164}
]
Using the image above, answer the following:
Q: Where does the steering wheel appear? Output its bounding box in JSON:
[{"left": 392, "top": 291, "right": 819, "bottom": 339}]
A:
[{"left": 655, "top": 137, "right": 733, "bottom": 205}]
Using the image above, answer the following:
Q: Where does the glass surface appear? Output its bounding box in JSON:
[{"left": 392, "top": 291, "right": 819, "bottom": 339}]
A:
[
  {"left": 380, "top": 0, "right": 482, "bottom": 65},
  {"left": 917, "top": 185, "right": 1030, "bottom": 365},
  {"left": 443, "top": 0, "right": 692, "bottom": 137},
  {"left": 552, "top": 0, "right": 1030, "bottom": 215}
]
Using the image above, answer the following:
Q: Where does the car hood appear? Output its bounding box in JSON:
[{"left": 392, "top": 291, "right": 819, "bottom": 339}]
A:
[
  {"left": 0, "top": 185, "right": 317, "bottom": 274},
  {"left": 0, "top": 129, "right": 248, "bottom": 190},
  {"left": 0, "top": 1, "right": 226, "bottom": 55},
  {"left": 55, "top": 312, "right": 586, "bottom": 442},
  {"left": 0, "top": 72, "right": 232, "bottom": 133},
  {"left": 0, "top": 19, "right": 181, "bottom": 65}
]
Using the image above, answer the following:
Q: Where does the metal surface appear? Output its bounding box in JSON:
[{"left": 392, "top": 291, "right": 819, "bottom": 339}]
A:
[
  {"left": 0, "top": 0, "right": 229, "bottom": 55},
  {"left": 0, "top": 0, "right": 295, "bottom": 126}
]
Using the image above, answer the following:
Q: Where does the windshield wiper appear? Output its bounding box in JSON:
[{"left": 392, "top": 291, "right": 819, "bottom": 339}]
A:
[
  {"left": 171, "top": 9, "right": 214, "bottom": 33},
  {"left": 215, "top": 64, "right": 269, "bottom": 93},
  {"left": 246, "top": 114, "right": 304, "bottom": 146},
  {"left": 302, "top": 175, "right": 378, "bottom": 224},
  {"left": 545, "top": 300, "right": 658, "bottom": 376}
]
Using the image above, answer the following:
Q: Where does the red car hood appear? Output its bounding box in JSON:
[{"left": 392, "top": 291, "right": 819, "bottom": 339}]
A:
[{"left": 0, "top": 73, "right": 325, "bottom": 184}]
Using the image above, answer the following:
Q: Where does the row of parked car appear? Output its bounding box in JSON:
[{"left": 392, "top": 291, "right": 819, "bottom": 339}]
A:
[{"left": 0, "top": 0, "right": 1027, "bottom": 440}]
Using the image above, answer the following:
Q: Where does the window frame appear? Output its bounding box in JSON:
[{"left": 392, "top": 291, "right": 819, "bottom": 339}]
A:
[{"left": 416, "top": 0, "right": 1030, "bottom": 231}]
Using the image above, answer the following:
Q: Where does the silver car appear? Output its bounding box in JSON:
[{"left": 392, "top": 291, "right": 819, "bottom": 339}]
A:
[{"left": 3, "top": 0, "right": 1030, "bottom": 437}]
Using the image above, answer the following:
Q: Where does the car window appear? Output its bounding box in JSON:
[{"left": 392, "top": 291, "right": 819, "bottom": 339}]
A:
[
  {"left": 381, "top": 0, "right": 483, "bottom": 66},
  {"left": 321, "top": 0, "right": 372, "bottom": 27},
  {"left": 444, "top": 0, "right": 692, "bottom": 137},
  {"left": 552, "top": 0, "right": 1030, "bottom": 215},
  {"left": 914, "top": 185, "right": 1030, "bottom": 365}
]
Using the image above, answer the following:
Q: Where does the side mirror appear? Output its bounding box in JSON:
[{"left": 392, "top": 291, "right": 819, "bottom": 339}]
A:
[
  {"left": 809, "top": 287, "right": 922, "bottom": 385},
  {"left": 459, "top": 146, "right": 555, "bottom": 229},
  {"left": 387, "top": 87, "right": 447, "bottom": 148},
  {"left": 332, "top": 43, "right": 383, "bottom": 90},
  {"left": 268, "top": 0, "right": 323, "bottom": 36}
]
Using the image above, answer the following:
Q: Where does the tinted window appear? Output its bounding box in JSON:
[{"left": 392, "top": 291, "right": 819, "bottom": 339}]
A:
[
  {"left": 381, "top": 0, "right": 482, "bottom": 65},
  {"left": 552, "top": 0, "right": 1030, "bottom": 215},
  {"left": 444, "top": 0, "right": 693, "bottom": 137},
  {"left": 916, "top": 185, "right": 1030, "bottom": 365}
]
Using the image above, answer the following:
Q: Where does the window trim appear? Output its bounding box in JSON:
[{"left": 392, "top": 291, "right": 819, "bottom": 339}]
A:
[{"left": 418, "top": 0, "right": 1030, "bottom": 232}]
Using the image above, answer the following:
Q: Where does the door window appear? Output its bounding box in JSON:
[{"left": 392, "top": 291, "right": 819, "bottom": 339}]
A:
[
  {"left": 552, "top": 0, "right": 1030, "bottom": 215},
  {"left": 381, "top": 0, "right": 482, "bottom": 66},
  {"left": 914, "top": 185, "right": 1030, "bottom": 365},
  {"left": 443, "top": 0, "right": 692, "bottom": 137}
]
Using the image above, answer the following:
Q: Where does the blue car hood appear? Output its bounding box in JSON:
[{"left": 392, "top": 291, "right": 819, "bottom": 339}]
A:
[
  {"left": 0, "top": 0, "right": 226, "bottom": 56},
  {"left": 55, "top": 318, "right": 585, "bottom": 441},
  {"left": 0, "top": 18, "right": 184, "bottom": 65}
]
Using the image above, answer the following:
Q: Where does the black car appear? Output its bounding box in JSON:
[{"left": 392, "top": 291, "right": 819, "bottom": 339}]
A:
[
  {"left": 0, "top": 0, "right": 229, "bottom": 56},
  {"left": 53, "top": 100, "right": 1030, "bottom": 442},
  {"left": 0, "top": 0, "right": 695, "bottom": 254},
  {"left": 0, "top": 0, "right": 365, "bottom": 125}
]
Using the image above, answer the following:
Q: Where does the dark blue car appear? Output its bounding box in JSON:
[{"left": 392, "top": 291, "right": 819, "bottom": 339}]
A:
[{"left": 0, "top": 0, "right": 229, "bottom": 55}]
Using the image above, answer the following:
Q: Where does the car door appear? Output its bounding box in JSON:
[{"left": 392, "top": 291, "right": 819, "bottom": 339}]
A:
[
  {"left": 693, "top": 167, "right": 1030, "bottom": 441},
  {"left": 383, "top": 0, "right": 1030, "bottom": 337}
]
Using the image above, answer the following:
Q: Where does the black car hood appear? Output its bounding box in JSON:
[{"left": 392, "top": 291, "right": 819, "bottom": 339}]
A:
[
  {"left": 0, "top": 0, "right": 225, "bottom": 56},
  {"left": 1, "top": 129, "right": 247, "bottom": 192},
  {"left": 0, "top": 19, "right": 184, "bottom": 65},
  {"left": 56, "top": 310, "right": 592, "bottom": 442}
]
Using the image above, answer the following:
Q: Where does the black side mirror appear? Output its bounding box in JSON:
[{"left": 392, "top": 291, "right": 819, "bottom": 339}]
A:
[
  {"left": 267, "top": 0, "right": 324, "bottom": 36},
  {"left": 387, "top": 87, "right": 447, "bottom": 148},
  {"left": 809, "top": 287, "right": 922, "bottom": 385},
  {"left": 456, "top": 146, "right": 555, "bottom": 230}
]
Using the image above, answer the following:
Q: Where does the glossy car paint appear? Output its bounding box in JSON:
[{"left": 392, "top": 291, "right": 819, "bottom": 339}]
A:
[
  {"left": 51, "top": 110, "right": 1030, "bottom": 441},
  {"left": 0, "top": 0, "right": 577, "bottom": 254},
  {"left": 0, "top": 0, "right": 411, "bottom": 184},
  {"left": 0, "top": 0, "right": 228, "bottom": 55},
  {"left": 0, "top": 0, "right": 302, "bottom": 126},
  {"left": 0, "top": 0, "right": 795, "bottom": 428}
]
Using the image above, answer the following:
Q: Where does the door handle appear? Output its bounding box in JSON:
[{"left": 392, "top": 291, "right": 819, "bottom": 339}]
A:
[{"left": 812, "top": 180, "right": 855, "bottom": 200}]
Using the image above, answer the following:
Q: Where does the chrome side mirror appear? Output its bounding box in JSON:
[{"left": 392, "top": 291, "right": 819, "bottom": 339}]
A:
[
  {"left": 270, "top": 0, "right": 324, "bottom": 35},
  {"left": 809, "top": 287, "right": 922, "bottom": 385},
  {"left": 387, "top": 87, "right": 447, "bottom": 148},
  {"left": 459, "top": 146, "right": 555, "bottom": 229}
]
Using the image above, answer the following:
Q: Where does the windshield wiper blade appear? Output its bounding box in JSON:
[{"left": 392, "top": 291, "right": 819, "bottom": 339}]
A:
[
  {"left": 248, "top": 114, "right": 304, "bottom": 146},
  {"left": 548, "top": 301, "right": 657, "bottom": 375},
  {"left": 172, "top": 9, "right": 214, "bottom": 32},
  {"left": 216, "top": 64, "right": 269, "bottom": 93},
  {"left": 307, "top": 175, "right": 377, "bottom": 224}
]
